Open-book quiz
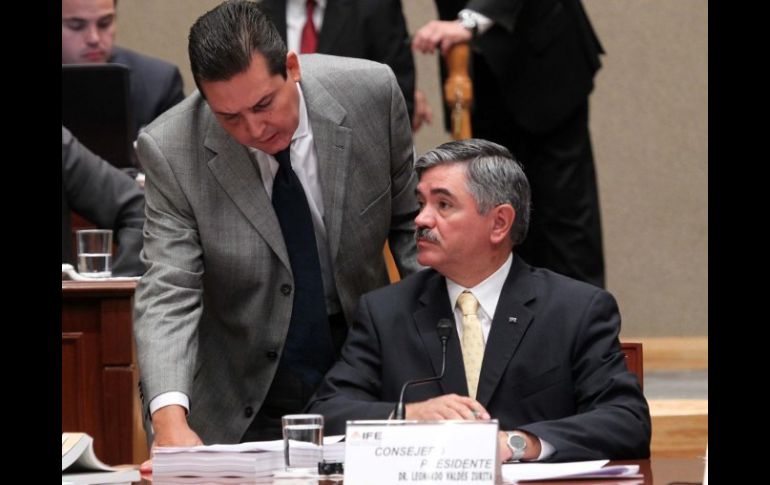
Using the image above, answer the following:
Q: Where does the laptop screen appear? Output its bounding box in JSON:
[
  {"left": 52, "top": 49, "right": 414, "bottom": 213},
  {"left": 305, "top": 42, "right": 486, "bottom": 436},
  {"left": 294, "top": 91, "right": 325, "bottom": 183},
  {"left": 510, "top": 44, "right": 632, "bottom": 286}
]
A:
[{"left": 62, "top": 63, "right": 134, "bottom": 169}]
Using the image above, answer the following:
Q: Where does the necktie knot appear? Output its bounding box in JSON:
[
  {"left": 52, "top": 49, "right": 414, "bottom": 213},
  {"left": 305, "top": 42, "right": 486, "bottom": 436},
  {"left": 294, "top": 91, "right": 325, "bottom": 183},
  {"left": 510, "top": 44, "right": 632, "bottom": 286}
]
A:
[
  {"left": 457, "top": 291, "right": 480, "bottom": 317},
  {"left": 274, "top": 147, "right": 291, "bottom": 168}
]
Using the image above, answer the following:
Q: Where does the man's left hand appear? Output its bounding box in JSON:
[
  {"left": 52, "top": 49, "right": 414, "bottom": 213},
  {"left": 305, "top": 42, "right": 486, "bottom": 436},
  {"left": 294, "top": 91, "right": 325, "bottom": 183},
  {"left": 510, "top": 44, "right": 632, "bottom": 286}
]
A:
[{"left": 412, "top": 20, "right": 472, "bottom": 56}]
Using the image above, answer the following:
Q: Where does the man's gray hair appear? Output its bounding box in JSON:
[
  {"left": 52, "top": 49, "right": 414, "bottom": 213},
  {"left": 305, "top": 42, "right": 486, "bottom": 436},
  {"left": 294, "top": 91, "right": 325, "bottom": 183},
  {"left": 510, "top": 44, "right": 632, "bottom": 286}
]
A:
[{"left": 415, "top": 138, "right": 531, "bottom": 245}]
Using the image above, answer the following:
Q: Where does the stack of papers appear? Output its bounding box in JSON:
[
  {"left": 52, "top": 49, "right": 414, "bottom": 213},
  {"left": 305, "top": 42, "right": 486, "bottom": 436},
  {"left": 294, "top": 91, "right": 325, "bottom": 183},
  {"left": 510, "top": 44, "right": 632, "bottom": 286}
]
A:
[
  {"left": 153, "top": 477, "right": 273, "bottom": 485},
  {"left": 153, "top": 443, "right": 283, "bottom": 478},
  {"left": 322, "top": 437, "right": 346, "bottom": 462},
  {"left": 153, "top": 436, "right": 346, "bottom": 478},
  {"left": 501, "top": 460, "right": 641, "bottom": 483}
]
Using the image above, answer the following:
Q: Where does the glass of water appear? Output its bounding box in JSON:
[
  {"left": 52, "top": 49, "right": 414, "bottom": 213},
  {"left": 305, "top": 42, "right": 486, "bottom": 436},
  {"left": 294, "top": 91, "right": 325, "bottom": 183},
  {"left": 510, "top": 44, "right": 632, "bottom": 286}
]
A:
[
  {"left": 282, "top": 414, "right": 323, "bottom": 471},
  {"left": 76, "top": 229, "right": 113, "bottom": 277}
]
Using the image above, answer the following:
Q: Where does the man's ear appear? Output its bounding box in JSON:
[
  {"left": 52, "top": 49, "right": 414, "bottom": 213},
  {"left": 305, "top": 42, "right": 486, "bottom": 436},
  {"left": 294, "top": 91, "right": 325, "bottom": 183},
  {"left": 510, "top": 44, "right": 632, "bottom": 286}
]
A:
[
  {"left": 490, "top": 204, "right": 515, "bottom": 245},
  {"left": 286, "top": 51, "right": 302, "bottom": 82}
]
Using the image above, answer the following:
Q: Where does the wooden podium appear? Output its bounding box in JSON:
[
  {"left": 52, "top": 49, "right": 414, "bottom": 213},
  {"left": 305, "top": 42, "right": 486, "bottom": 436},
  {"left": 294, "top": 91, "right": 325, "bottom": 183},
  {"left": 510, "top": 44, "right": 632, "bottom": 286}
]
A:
[{"left": 62, "top": 279, "right": 147, "bottom": 465}]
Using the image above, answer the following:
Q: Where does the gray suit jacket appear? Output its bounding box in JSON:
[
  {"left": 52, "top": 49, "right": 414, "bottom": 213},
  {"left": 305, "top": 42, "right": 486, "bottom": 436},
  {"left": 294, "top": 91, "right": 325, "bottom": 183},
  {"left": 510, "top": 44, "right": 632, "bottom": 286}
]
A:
[{"left": 134, "top": 55, "right": 420, "bottom": 444}]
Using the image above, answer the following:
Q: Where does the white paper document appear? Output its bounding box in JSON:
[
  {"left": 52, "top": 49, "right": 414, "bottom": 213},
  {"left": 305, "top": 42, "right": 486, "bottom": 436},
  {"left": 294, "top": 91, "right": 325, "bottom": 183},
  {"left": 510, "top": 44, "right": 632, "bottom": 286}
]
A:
[
  {"left": 152, "top": 436, "right": 346, "bottom": 478},
  {"left": 501, "top": 459, "right": 640, "bottom": 483},
  {"left": 62, "top": 263, "right": 141, "bottom": 281}
]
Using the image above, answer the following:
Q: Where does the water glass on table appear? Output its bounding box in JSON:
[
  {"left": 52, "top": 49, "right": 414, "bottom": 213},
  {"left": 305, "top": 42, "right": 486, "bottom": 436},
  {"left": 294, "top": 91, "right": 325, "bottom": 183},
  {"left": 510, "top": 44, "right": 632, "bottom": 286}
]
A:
[
  {"left": 282, "top": 414, "right": 324, "bottom": 471},
  {"left": 76, "top": 229, "right": 113, "bottom": 277}
]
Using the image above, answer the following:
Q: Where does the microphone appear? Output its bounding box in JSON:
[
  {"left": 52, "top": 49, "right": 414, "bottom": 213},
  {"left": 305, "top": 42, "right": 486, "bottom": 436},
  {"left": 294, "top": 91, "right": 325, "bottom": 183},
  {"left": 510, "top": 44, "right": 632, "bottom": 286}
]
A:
[{"left": 393, "top": 319, "right": 453, "bottom": 420}]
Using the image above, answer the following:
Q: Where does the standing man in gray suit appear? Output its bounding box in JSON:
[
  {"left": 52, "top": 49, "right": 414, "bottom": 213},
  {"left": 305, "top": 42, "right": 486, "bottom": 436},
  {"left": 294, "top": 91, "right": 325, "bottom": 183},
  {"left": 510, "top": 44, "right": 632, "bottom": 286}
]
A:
[{"left": 133, "top": 0, "right": 420, "bottom": 454}]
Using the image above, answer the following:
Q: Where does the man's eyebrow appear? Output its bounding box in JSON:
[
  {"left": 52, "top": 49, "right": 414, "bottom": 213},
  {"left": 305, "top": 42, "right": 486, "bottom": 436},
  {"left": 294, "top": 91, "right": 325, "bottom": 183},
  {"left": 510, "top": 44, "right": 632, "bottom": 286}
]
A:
[
  {"left": 63, "top": 13, "right": 114, "bottom": 22},
  {"left": 214, "top": 93, "right": 274, "bottom": 117},
  {"left": 430, "top": 188, "right": 454, "bottom": 197},
  {"left": 415, "top": 187, "right": 455, "bottom": 198}
]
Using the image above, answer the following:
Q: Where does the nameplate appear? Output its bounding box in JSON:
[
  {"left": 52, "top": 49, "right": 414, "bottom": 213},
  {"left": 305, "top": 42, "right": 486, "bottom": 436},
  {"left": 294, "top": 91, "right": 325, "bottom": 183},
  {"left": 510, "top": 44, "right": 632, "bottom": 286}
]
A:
[{"left": 344, "top": 420, "right": 498, "bottom": 485}]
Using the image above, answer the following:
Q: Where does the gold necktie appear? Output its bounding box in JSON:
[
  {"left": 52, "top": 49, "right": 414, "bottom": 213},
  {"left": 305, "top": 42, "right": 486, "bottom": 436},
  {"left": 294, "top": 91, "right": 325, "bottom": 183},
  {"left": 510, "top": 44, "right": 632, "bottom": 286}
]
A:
[{"left": 457, "top": 291, "right": 484, "bottom": 399}]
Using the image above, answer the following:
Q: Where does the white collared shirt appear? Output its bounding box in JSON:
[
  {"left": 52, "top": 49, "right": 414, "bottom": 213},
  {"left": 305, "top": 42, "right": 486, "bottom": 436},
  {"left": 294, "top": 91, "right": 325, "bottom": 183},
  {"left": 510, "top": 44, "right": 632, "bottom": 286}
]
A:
[
  {"left": 286, "top": 0, "right": 327, "bottom": 53},
  {"left": 446, "top": 253, "right": 513, "bottom": 342}
]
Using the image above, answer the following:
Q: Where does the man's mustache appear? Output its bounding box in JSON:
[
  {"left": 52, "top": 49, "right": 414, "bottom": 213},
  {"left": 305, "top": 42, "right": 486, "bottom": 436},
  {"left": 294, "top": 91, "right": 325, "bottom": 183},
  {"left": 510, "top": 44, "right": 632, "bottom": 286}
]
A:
[{"left": 415, "top": 227, "right": 439, "bottom": 243}]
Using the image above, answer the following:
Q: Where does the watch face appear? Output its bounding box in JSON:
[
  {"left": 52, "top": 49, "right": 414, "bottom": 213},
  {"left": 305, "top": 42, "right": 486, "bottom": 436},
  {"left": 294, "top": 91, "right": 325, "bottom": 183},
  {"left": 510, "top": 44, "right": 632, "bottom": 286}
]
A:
[
  {"left": 508, "top": 434, "right": 527, "bottom": 451},
  {"left": 507, "top": 433, "right": 527, "bottom": 460}
]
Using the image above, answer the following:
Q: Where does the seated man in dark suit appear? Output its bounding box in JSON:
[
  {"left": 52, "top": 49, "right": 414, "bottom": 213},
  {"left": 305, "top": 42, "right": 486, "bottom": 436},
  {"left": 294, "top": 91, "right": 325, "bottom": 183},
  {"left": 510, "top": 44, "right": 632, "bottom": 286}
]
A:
[
  {"left": 62, "top": 126, "right": 145, "bottom": 276},
  {"left": 61, "top": 0, "right": 185, "bottom": 141},
  {"left": 308, "top": 139, "right": 651, "bottom": 462}
]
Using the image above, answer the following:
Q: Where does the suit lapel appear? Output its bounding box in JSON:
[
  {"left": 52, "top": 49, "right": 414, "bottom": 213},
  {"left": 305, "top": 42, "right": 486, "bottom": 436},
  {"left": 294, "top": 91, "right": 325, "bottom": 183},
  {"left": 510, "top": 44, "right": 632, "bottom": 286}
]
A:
[
  {"left": 301, "top": 68, "right": 351, "bottom": 262},
  {"left": 317, "top": 0, "right": 353, "bottom": 53},
  {"left": 204, "top": 123, "right": 291, "bottom": 271},
  {"left": 413, "top": 271, "right": 468, "bottom": 396},
  {"left": 476, "top": 255, "right": 537, "bottom": 406}
]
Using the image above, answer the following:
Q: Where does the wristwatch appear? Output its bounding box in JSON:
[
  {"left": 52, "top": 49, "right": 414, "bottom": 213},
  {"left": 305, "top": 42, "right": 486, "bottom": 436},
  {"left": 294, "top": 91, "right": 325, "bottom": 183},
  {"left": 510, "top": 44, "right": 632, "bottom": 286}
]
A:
[
  {"left": 457, "top": 11, "right": 479, "bottom": 39},
  {"left": 506, "top": 431, "right": 528, "bottom": 461}
]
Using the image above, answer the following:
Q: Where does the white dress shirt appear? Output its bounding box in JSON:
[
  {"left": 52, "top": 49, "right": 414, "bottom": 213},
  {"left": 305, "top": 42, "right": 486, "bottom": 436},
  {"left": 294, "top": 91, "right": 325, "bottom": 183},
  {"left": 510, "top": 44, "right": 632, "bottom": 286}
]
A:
[
  {"left": 286, "top": 0, "right": 327, "bottom": 53},
  {"left": 445, "top": 253, "right": 554, "bottom": 461},
  {"left": 458, "top": 8, "right": 494, "bottom": 35}
]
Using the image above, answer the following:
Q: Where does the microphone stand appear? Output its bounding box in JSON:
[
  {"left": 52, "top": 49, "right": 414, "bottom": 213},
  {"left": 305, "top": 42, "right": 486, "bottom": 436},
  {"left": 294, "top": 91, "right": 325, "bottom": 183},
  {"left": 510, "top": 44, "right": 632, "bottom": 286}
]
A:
[{"left": 393, "top": 319, "right": 453, "bottom": 420}]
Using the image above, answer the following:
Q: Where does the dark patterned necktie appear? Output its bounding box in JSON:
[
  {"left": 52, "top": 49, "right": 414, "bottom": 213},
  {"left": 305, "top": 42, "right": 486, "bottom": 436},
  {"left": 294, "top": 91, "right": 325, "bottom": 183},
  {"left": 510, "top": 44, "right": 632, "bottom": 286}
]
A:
[{"left": 272, "top": 147, "right": 333, "bottom": 387}]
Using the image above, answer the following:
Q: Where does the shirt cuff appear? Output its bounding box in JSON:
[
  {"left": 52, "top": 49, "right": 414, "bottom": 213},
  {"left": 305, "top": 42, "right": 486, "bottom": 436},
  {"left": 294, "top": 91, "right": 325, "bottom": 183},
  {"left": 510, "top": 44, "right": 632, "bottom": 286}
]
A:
[
  {"left": 149, "top": 391, "right": 190, "bottom": 416},
  {"left": 536, "top": 437, "right": 555, "bottom": 461},
  {"left": 458, "top": 9, "right": 494, "bottom": 35}
]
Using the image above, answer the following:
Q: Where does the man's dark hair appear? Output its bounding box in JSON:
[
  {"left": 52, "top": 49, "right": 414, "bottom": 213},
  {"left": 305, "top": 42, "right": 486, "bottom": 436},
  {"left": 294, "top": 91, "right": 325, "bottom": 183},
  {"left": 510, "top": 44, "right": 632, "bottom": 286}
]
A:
[
  {"left": 188, "top": 0, "right": 287, "bottom": 95},
  {"left": 415, "top": 138, "right": 531, "bottom": 246}
]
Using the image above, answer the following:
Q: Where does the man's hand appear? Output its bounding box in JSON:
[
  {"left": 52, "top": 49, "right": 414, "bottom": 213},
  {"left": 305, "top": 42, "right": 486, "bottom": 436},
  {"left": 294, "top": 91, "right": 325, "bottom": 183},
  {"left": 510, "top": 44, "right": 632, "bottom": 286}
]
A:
[
  {"left": 140, "top": 405, "right": 203, "bottom": 473},
  {"left": 405, "top": 394, "right": 490, "bottom": 420},
  {"left": 411, "top": 89, "right": 433, "bottom": 133},
  {"left": 412, "top": 20, "right": 472, "bottom": 56}
]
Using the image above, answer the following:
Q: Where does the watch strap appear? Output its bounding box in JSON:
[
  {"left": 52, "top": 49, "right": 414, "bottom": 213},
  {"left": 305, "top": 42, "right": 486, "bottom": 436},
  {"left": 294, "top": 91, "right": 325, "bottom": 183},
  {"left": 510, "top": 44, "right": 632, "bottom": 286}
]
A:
[{"left": 506, "top": 431, "right": 527, "bottom": 461}]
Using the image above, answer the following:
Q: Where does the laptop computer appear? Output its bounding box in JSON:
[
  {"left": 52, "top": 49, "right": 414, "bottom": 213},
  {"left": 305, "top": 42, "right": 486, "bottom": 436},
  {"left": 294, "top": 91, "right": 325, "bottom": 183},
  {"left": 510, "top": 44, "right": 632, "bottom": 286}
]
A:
[{"left": 62, "top": 63, "right": 134, "bottom": 169}]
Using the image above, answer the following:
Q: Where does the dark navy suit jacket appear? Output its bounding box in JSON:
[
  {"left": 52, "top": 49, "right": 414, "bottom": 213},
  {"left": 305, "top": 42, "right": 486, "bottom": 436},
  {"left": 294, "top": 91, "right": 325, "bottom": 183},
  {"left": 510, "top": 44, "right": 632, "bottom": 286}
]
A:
[
  {"left": 110, "top": 46, "right": 185, "bottom": 141},
  {"left": 309, "top": 255, "right": 650, "bottom": 461}
]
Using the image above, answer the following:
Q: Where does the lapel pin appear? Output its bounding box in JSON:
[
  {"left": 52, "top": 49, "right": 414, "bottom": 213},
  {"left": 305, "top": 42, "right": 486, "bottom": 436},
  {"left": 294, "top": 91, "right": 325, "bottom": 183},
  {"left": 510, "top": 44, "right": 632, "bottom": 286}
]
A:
[{"left": 508, "top": 317, "right": 517, "bottom": 323}]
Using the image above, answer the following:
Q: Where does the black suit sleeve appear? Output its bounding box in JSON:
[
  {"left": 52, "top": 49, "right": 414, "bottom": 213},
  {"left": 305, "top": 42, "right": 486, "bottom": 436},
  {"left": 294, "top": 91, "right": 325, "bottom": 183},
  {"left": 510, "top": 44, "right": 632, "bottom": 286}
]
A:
[
  {"left": 519, "top": 290, "right": 651, "bottom": 461},
  {"left": 62, "top": 126, "right": 146, "bottom": 276},
  {"left": 307, "top": 294, "right": 396, "bottom": 435}
]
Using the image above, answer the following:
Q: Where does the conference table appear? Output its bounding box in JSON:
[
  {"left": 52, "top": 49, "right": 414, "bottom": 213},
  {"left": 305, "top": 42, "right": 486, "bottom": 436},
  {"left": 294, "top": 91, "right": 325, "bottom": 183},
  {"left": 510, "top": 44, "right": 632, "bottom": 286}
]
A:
[{"left": 136, "top": 458, "right": 705, "bottom": 484}]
